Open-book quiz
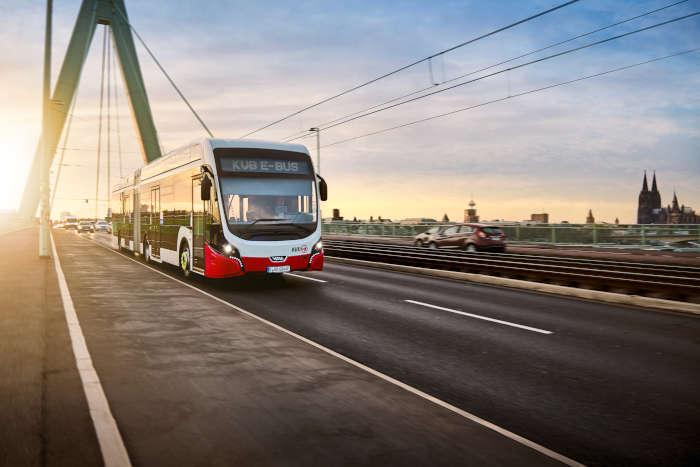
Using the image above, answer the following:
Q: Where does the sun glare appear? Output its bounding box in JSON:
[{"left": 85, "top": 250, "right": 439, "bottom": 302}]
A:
[{"left": 0, "top": 129, "right": 34, "bottom": 212}]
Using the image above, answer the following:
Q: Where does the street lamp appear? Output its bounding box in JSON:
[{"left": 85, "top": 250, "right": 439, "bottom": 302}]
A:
[{"left": 309, "top": 127, "right": 320, "bottom": 175}]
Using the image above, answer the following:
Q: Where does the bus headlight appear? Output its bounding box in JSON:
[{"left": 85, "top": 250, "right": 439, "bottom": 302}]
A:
[
  {"left": 312, "top": 240, "right": 323, "bottom": 253},
  {"left": 222, "top": 243, "right": 234, "bottom": 255}
]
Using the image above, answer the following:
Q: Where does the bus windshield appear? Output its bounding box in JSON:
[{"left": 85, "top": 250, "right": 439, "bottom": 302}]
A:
[{"left": 220, "top": 176, "right": 317, "bottom": 240}]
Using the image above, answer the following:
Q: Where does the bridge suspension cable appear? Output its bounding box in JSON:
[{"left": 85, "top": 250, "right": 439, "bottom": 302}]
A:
[
  {"left": 321, "top": 48, "right": 700, "bottom": 148},
  {"left": 112, "top": 34, "right": 124, "bottom": 179},
  {"left": 284, "top": 10, "right": 700, "bottom": 141},
  {"left": 238, "top": 0, "right": 582, "bottom": 138},
  {"left": 95, "top": 25, "right": 108, "bottom": 219},
  {"left": 106, "top": 26, "right": 112, "bottom": 216},
  {"left": 113, "top": 5, "right": 214, "bottom": 138},
  {"left": 50, "top": 91, "right": 78, "bottom": 210},
  {"left": 283, "top": 0, "right": 691, "bottom": 142}
]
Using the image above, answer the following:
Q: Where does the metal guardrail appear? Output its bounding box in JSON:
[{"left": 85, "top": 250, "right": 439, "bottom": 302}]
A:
[
  {"left": 323, "top": 240, "right": 700, "bottom": 301},
  {"left": 322, "top": 222, "right": 700, "bottom": 247}
]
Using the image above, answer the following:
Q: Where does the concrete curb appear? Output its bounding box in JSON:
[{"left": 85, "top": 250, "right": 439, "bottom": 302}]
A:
[{"left": 327, "top": 256, "right": 700, "bottom": 316}]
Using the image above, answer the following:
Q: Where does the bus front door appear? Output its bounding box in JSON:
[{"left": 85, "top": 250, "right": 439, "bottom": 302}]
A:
[
  {"left": 192, "top": 177, "right": 206, "bottom": 271},
  {"left": 150, "top": 187, "right": 161, "bottom": 258}
]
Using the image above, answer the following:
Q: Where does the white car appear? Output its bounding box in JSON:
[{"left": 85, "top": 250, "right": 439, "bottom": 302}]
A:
[{"left": 94, "top": 220, "right": 111, "bottom": 233}]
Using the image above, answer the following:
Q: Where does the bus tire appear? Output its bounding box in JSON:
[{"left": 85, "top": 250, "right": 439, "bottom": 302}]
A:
[
  {"left": 179, "top": 241, "right": 191, "bottom": 278},
  {"left": 143, "top": 240, "right": 151, "bottom": 263}
]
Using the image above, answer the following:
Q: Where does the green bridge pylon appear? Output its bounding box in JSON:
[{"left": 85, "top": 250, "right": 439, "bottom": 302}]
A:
[{"left": 21, "top": 0, "right": 161, "bottom": 217}]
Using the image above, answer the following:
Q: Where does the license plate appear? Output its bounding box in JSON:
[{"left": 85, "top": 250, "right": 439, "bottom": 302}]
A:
[
  {"left": 266, "top": 265, "right": 291, "bottom": 273},
  {"left": 490, "top": 236, "right": 501, "bottom": 240}
]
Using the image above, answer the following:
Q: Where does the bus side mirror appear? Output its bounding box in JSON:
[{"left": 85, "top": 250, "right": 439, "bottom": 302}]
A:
[
  {"left": 201, "top": 176, "right": 212, "bottom": 201},
  {"left": 317, "top": 174, "right": 328, "bottom": 201}
]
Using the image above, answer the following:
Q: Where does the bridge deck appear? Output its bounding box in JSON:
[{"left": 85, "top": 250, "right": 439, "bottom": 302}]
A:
[{"left": 1, "top": 228, "right": 562, "bottom": 466}]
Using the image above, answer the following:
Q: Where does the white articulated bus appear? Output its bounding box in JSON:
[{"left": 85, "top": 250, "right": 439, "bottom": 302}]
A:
[{"left": 111, "top": 139, "right": 326, "bottom": 278}]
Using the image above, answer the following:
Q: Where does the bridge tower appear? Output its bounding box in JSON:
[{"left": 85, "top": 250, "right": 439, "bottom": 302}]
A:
[{"left": 20, "top": 0, "right": 161, "bottom": 218}]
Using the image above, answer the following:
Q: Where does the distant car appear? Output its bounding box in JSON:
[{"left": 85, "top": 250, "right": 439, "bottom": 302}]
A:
[
  {"left": 63, "top": 218, "right": 78, "bottom": 230},
  {"left": 418, "top": 223, "right": 507, "bottom": 252},
  {"left": 413, "top": 226, "right": 449, "bottom": 247},
  {"left": 93, "top": 220, "right": 110, "bottom": 233},
  {"left": 77, "top": 220, "right": 94, "bottom": 233}
]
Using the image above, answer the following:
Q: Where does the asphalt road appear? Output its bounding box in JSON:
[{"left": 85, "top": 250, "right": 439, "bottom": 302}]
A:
[{"left": 89, "top": 232, "right": 700, "bottom": 465}]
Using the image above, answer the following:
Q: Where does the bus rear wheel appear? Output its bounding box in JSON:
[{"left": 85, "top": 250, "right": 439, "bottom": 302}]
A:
[
  {"left": 143, "top": 241, "right": 152, "bottom": 263},
  {"left": 179, "top": 243, "right": 191, "bottom": 277}
]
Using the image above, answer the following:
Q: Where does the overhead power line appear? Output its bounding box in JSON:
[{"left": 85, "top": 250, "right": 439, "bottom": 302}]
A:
[
  {"left": 284, "top": 0, "right": 690, "bottom": 142},
  {"left": 238, "top": 0, "right": 582, "bottom": 138},
  {"left": 322, "top": 48, "right": 700, "bottom": 148},
  {"left": 289, "top": 10, "right": 700, "bottom": 138}
]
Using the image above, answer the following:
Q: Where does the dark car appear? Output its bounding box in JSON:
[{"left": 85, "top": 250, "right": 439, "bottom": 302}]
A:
[{"left": 416, "top": 223, "right": 506, "bottom": 252}]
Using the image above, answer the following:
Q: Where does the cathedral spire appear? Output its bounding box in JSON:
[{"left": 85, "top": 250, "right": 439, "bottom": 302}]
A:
[
  {"left": 641, "top": 171, "right": 649, "bottom": 192},
  {"left": 672, "top": 191, "right": 680, "bottom": 211},
  {"left": 586, "top": 209, "right": 595, "bottom": 224},
  {"left": 650, "top": 171, "right": 662, "bottom": 209}
]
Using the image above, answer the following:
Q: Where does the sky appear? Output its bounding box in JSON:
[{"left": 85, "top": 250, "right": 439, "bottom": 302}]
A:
[{"left": 1, "top": 0, "right": 698, "bottom": 223}]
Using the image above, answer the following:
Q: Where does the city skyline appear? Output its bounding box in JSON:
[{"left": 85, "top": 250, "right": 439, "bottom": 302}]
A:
[{"left": 1, "top": 0, "right": 698, "bottom": 221}]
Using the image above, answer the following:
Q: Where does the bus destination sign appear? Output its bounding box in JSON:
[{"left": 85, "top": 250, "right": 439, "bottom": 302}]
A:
[{"left": 221, "top": 157, "right": 311, "bottom": 175}]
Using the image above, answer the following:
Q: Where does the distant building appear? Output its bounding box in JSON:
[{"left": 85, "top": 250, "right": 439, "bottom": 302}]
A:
[
  {"left": 331, "top": 208, "right": 343, "bottom": 221},
  {"left": 636, "top": 172, "right": 699, "bottom": 224},
  {"left": 464, "top": 199, "right": 479, "bottom": 223},
  {"left": 441, "top": 213, "right": 450, "bottom": 223},
  {"left": 586, "top": 209, "right": 595, "bottom": 224},
  {"left": 530, "top": 213, "right": 549, "bottom": 223}
]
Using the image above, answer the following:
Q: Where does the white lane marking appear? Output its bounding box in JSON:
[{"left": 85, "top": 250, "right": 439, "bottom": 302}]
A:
[
  {"left": 50, "top": 233, "right": 132, "bottom": 467},
  {"left": 284, "top": 272, "right": 328, "bottom": 283},
  {"left": 82, "top": 235, "right": 580, "bottom": 466},
  {"left": 405, "top": 300, "right": 553, "bottom": 335}
]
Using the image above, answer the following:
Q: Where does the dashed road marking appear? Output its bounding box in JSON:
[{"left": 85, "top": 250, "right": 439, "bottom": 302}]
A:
[{"left": 284, "top": 272, "right": 328, "bottom": 283}]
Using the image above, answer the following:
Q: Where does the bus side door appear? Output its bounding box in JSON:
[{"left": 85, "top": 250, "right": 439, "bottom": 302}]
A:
[{"left": 150, "top": 187, "right": 161, "bottom": 257}]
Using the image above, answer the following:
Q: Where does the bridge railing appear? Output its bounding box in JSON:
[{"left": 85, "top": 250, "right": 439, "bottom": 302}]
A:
[{"left": 321, "top": 222, "right": 700, "bottom": 247}]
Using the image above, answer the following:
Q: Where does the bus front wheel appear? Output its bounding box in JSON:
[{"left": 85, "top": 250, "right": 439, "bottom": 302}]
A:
[{"left": 179, "top": 243, "right": 191, "bottom": 277}]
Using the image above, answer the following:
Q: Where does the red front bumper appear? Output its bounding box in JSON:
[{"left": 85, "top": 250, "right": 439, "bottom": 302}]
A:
[{"left": 204, "top": 243, "right": 324, "bottom": 278}]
